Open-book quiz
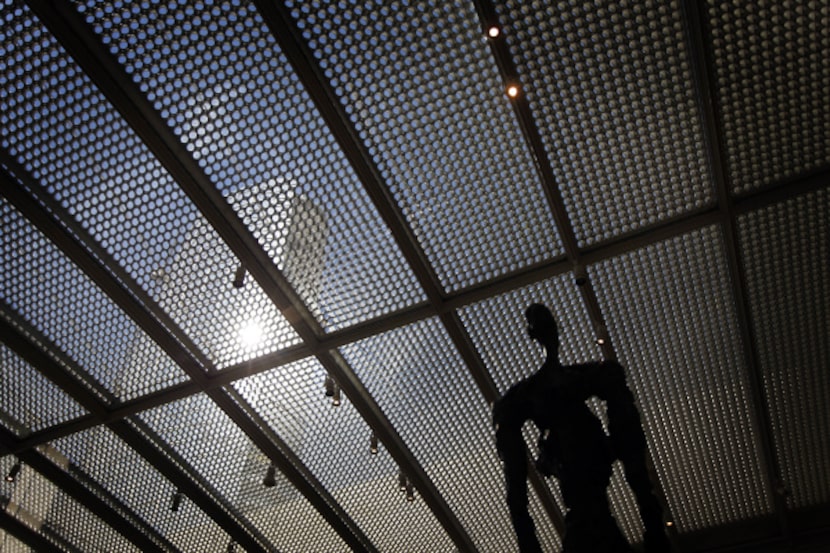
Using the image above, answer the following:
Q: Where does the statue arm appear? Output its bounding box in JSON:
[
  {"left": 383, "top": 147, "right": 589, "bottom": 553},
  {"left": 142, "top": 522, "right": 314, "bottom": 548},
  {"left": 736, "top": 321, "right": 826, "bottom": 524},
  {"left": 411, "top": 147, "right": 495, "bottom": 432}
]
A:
[{"left": 493, "top": 387, "right": 543, "bottom": 553}]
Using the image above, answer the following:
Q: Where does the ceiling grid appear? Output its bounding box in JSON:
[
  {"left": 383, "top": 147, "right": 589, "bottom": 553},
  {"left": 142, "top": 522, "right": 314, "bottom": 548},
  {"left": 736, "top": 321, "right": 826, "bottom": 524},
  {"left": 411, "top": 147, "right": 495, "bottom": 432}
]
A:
[{"left": 1, "top": 0, "right": 828, "bottom": 552}]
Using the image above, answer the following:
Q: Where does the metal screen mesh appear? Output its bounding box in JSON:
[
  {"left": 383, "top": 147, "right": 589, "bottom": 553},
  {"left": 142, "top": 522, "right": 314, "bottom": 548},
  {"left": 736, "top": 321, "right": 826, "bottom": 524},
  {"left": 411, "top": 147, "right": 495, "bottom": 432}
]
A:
[
  {"left": 0, "top": 343, "right": 86, "bottom": 436},
  {"left": 1, "top": 196, "right": 188, "bottom": 402},
  {"left": 288, "top": 0, "right": 564, "bottom": 292},
  {"left": 233, "top": 356, "right": 455, "bottom": 552},
  {"left": 138, "top": 392, "right": 350, "bottom": 552},
  {"left": 74, "top": 0, "right": 426, "bottom": 330},
  {"left": 738, "top": 189, "right": 830, "bottom": 509},
  {"left": 498, "top": 0, "right": 712, "bottom": 246},
  {"left": 591, "top": 225, "right": 772, "bottom": 531},
  {"left": 705, "top": 1, "right": 830, "bottom": 193}
]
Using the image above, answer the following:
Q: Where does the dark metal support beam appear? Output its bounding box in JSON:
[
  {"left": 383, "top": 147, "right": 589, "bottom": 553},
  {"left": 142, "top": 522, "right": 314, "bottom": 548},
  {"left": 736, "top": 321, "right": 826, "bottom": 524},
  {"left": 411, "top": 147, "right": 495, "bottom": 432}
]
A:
[
  {"left": 681, "top": 0, "right": 790, "bottom": 538},
  {"left": 0, "top": 313, "right": 272, "bottom": 553},
  {"left": 0, "top": 504, "right": 63, "bottom": 553},
  {"left": 251, "top": 0, "right": 563, "bottom": 544},
  {"left": 0, "top": 429, "right": 174, "bottom": 553},
  {"left": 23, "top": 0, "right": 473, "bottom": 549}
]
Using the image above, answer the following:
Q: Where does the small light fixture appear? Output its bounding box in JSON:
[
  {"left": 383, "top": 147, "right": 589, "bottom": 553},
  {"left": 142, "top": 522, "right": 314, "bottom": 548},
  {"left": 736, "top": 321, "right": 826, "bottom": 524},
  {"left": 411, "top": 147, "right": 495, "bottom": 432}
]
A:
[
  {"left": 398, "top": 470, "right": 407, "bottom": 492},
  {"left": 332, "top": 385, "right": 341, "bottom": 407},
  {"left": 487, "top": 26, "right": 500, "bottom": 38},
  {"left": 573, "top": 263, "right": 588, "bottom": 286},
  {"left": 263, "top": 464, "right": 277, "bottom": 488},
  {"left": 405, "top": 481, "right": 415, "bottom": 502},
  {"left": 324, "top": 375, "right": 335, "bottom": 397},
  {"left": 5, "top": 462, "right": 21, "bottom": 483},
  {"left": 665, "top": 520, "right": 674, "bottom": 528},
  {"left": 171, "top": 490, "right": 183, "bottom": 512},
  {"left": 370, "top": 432, "right": 378, "bottom": 455},
  {"left": 595, "top": 325, "right": 609, "bottom": 346},
  {"left": 232, "top": 264, "right": 246, "bottom": 288},
  {"left": 506, "top": 84, "right": 520, "bottom": 98}
]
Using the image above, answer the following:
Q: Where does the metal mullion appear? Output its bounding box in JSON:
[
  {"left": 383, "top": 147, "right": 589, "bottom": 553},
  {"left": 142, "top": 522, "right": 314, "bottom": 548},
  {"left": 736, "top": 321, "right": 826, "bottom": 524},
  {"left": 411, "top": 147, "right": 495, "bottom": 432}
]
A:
[
  {"left": 0, "top": 429, "right": 174, "bottom": 553},
  {"left": 22, "top": 0, "right": 481, "bottom": 549},
  {"left": 213, "top": 387, "right": 378, "bottom": 553},
  {"left": 0, "top": 313, "right": 272, "bottom": 553},
  {"left": 0, "top": 503, "right": 64, "bottom": 553},
  {"left": 251, "top": 2, "right": 564, "bottom": 545},
  {"left": 681, "top": 0, "right": 789, "bottom": 537},
  {"left": 3, "top": 142, "right": 373, "bottom": 551}
]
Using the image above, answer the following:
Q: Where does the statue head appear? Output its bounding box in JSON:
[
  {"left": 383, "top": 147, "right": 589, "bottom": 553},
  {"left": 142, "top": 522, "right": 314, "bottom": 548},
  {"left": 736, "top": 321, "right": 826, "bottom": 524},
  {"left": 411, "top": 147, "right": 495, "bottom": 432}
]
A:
[{"left": 525, "top": 303, "right": 559, "bottom": 352}]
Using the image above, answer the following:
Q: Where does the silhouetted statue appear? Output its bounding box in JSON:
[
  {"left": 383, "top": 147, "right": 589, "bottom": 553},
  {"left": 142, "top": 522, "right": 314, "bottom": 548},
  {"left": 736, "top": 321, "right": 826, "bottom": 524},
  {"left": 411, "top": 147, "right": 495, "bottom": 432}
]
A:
[{"left": 493, "top": 304, "right": 670, "bottom": 553}]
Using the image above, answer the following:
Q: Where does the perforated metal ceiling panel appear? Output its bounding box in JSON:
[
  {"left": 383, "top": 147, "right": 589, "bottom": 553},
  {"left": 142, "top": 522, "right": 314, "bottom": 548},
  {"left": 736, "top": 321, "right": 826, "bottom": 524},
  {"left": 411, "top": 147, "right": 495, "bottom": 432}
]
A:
[
  {"left": 53, "top": 426, "right": 236, "bottom": 552},
  {"left": 1, "top": 0, "right": 828, "bottom": 551},
  {"left": 2, "top": 455, "right": 140, "bottom": 552},
  {"left": 0, "top": 344, "right": 86, "bottom": 437},
  {"left": 738, "top": 188, "right": 830, "bottom": 510},
  {"left": 1, "top": 196, "right": 188, "bottom": 402},
  {"left": 340, "top": 318, "right": 561, "bottom": 552},
  {"left": 233, "top": 356, "right": 455, "bottom": 552},
  {"left": 591, "top": 226, "right": 772, "bottom": 532},
  {"left": 497, "top": 0, "right": 713, "bottom": 246},
  {"left": 137, "top": 392, "right": 350, "bottom": 552},
  {"left": 288, "top": 0, "right": 565, "bottom": 291},
  {"left": 704, "top": 1, "right": 830, "bottom": 193},
  {"left": 0, "top": 0, "right": 302, "bottom": 368},
  {"left": 75, "top": 0, "right": 426, "bottom": 330}
]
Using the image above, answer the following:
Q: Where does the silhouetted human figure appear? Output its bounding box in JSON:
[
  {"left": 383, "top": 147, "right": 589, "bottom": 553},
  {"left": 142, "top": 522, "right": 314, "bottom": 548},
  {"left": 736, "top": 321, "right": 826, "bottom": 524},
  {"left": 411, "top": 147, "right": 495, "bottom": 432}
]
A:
[{"left": 493, "top": 304, "right": 670, "bottom": 553}]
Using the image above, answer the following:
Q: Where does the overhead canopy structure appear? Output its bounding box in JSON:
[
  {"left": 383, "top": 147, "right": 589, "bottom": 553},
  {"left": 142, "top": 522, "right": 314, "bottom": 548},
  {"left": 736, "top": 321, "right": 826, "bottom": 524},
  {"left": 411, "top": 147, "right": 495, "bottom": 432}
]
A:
[{"left": 1, "top": 0, "right": 828, "bottom": 552}]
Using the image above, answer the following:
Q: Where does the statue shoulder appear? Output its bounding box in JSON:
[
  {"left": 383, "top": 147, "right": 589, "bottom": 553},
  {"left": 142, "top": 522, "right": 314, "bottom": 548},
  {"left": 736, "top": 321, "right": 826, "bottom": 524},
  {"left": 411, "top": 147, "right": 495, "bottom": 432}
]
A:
[{"left": 492, "top": 379, "right": 532, "bottom": 427}]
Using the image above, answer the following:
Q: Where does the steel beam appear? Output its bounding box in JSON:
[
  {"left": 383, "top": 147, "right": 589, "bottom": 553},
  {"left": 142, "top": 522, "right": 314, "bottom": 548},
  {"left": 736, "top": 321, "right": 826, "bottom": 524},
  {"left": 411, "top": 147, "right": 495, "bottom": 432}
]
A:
[
  {"left": 0, "top": 428, "right": 174, "bottom": 553},
  {"left": 0, "top": 505, "right": 64, "bottom": 553},
  {"left": 0, "top": 312, "right": 272, "bottom": 553},
  {"left": 681, "top": 0, "right": 790, "bottom": 538}
]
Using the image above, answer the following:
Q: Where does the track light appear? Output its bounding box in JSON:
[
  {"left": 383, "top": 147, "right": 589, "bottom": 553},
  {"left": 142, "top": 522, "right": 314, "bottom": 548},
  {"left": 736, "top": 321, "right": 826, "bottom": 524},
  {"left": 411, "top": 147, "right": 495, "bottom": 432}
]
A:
[
  {"left": 487, "top": 26, "right": 500, "bottom": 38},
  {"left": 574, "top": 263, "right": 588, "bottom": 286},
  {"left": 324, "top": 375, "right": 335, "bottom": 397},
  {"left": 5, "top": 462, "right": 21, "bottom": 483},
  {"left": 405, "top": 481, "right": 415, "bottom": 502},
  {"left": 398, "top": 470, "right": 407, "bottom": 492},
  {"left": 263, "top": 464, "right": 276, "bottom": 488},
  {"left": 332, "top": 385, "right": 341, "bottom": 407},
  {"left": 171, "top": 490, "right": 183, "bottom": 512},
  {"left": 595, "top": 325, "right": 609, "bottom": 346},
  {"left": 506, "top": 84, "right": 520, "bottom": 98},
  {"left": 370, "top": 432, "right": 378, "bottom": 455},
  {"left": 233, "top": 264, "right": 246, "bottom": 288}
]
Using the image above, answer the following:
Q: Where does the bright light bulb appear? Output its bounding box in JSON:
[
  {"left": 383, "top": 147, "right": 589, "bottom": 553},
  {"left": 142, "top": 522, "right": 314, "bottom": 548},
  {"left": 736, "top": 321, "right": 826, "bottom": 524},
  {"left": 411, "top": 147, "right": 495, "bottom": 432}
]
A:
[
  {"left": 240, "top": 321, "right": 263, "bottom": 348},
  {"left": 506, "top": 85, "right": 519, "bottom": 98},
  {"left": 487, "top": 26, "right": 500, "bottom": 38}
]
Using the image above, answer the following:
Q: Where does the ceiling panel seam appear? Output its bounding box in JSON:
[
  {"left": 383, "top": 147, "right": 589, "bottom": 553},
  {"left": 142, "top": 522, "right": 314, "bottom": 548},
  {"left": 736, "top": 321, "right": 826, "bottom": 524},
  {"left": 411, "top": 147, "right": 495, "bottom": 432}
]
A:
[
  {"left": 0, "top": 427, "right": 175, "bottom": 553},
  {"left": 249, "top": 0, "right": 566, "bottom": 541},
  {"left": 0, "top": 311, "right": 273, "bottom": 553},
  {"left": 680, "top": 0, "right": 790, "bottom": 537},
  {"left": 19, "top": 1, "right": 472, "bottom": 549}
]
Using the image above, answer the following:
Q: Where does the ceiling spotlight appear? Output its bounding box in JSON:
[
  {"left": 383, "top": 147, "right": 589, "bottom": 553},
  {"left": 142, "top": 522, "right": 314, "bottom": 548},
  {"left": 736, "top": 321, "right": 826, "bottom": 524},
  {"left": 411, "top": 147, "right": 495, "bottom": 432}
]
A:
[
  {"left": 665, "top": 520, "right": 675, "bottom": 528},
  {"left": 573, "top": 263, "right": 588, "bottom": 286},
  {"left": 405, "top": 481, "right": 415, "bottom": 502},
  {"left": 233, "top": 264, "right": 246, "bottom": 288},
  {"left": 370, "top": 432, "right": 378, "bottom": 455},
  {"left": 398, "top": 470, "right": 407, "bottom": 492},
  {"left": 171, "top": 490, "right": 183, "bottom": 512},
  {"left": 332, "top": 385, "right": 341, "bottom": 407},
  {"left": 487, "top": 26, "right": 500, "bottom": 38},
  {"left": 595, "top": 325, "right": 609, "bottom": 347},
  {"left": 506, "top": 84, "right": 520, "bottom": 98},
  {"left": 263, "top": 464, "right": 277, "bottom": 488},
  {"left": 5, "top": 462, "right": 21, "bottom": 483}
]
